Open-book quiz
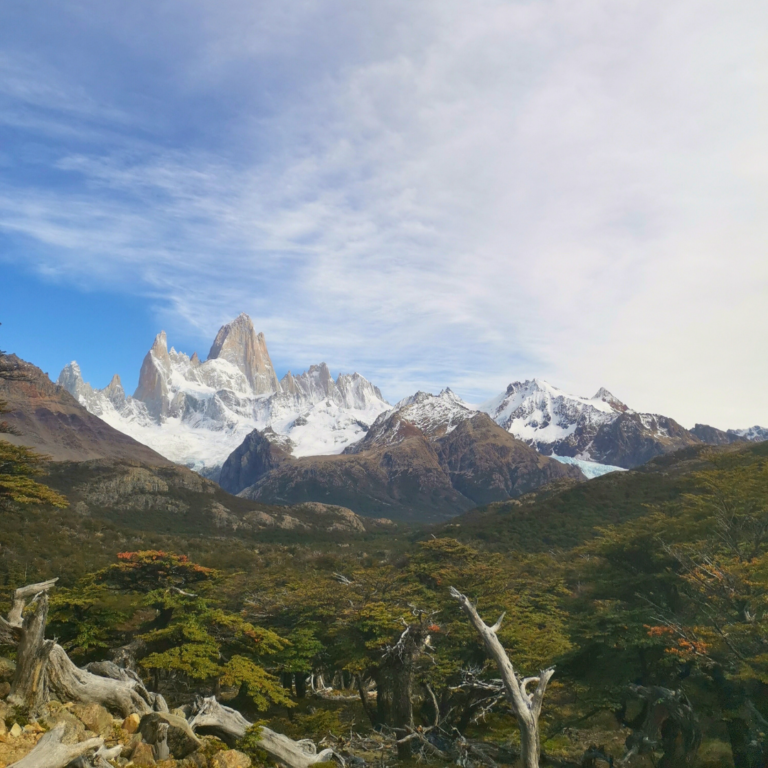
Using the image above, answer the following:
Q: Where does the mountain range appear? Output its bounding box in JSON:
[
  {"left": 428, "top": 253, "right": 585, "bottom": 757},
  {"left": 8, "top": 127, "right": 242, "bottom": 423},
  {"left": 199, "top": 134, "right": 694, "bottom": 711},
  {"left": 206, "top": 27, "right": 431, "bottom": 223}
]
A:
[{"left": 54, "top": 313, "right": 766, "bottom": 520}]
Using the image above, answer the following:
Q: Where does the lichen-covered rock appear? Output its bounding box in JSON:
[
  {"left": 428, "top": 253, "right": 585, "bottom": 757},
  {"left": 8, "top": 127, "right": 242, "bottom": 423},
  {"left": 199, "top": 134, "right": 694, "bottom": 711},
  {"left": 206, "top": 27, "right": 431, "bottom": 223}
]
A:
[
  {"left": 131, "top": 739, "right": 158, "bottom": 766},
  {"left": 212, "top": 749, "right": 252, "bottom": 768},
  {"left": 0, "top": 656, "right": 16, "bottom": 681},
  {"left": 74, "top": 702, "right": 113, "bottom": 736}
]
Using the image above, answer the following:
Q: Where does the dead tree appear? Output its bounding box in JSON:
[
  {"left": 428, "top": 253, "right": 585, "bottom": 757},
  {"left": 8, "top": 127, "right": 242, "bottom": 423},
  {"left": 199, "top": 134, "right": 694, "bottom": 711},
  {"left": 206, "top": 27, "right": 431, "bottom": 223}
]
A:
[
  {"left": 189, "top": 696, "right": 338, "bottom": 768},
  {"left": 2, "top": 580, "right": 160, "bottom": 715},
  {"left": 620, "top": 685, "right": 700, "bottom": 767},
  {"left": 377, "top": 610, "right": 436, "bottom": 759},
  {"left": 450, "top": 587, "right": 554, "bottom": 768},
  {"left": 7, "top": 723, "right": 105, "bottom": 768}
]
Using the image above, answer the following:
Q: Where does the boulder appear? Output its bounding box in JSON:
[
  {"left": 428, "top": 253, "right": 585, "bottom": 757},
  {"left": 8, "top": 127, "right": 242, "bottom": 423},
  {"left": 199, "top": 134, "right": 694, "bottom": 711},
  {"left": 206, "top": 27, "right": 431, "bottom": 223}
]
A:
[
  {"left": 40, "top": 706, "right": 87, "bottom": 744},
  {"left": 139, "top": 711, "right": 202, "bottom": 758},
  {"left": 131, "top": 740, "right": 157, "bottom": 766},
  {"left": 212, "top": 749, "right": 252, "bottom": 768},
  {"left": 0, "top": 656, "right": 16, "bottom": 681},
  {"left": 74, "top": 702, "right": 114, "bottom": 736},
  {"left": 124, "top": 712, "right": 142, "bottom": 733}
]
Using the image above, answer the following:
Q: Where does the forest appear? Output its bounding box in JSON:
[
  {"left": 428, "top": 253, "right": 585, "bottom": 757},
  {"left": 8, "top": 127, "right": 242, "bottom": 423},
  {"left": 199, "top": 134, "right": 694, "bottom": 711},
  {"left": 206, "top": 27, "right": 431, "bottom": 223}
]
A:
[{"left": 1, "top": 383, "right": 768, "bottom": 768}]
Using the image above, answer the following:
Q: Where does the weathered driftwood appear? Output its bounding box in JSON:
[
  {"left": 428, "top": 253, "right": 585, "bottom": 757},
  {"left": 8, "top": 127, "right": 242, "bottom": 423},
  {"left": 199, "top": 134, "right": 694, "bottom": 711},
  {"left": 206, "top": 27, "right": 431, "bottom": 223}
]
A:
[
  {"left": 450, "top": 587, "right": 554, "bottom": 768},
  {"left": 189, "top": 696, "right": 339, "bottom": 768},
  {"left": 7, "top": 723, "right": 103, "bottom": 768},
  {"left": 85, "top": 660, "right": 168, "bottom": 712},
  {"left": 7, "top": 583, "right": 153, "bottom": 716}
]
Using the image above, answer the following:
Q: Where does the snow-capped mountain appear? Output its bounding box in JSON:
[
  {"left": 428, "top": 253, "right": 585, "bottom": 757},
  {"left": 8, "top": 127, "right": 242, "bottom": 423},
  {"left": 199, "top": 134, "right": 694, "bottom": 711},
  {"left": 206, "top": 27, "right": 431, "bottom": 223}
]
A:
[
  {"left": 730, "top": 425, "right": 768, "bottom": 442},
  {"left": 479, "top": 378, "right": 699, "bottom": 469},
  {"left": 344, "top": 389, "right": 476, "bottom": 454},
  {"left": 346, "top": 385, "right": 625, "bottom": 476},
  {"left": 58, "top": 314, "right": 389, "bottom": 472}
]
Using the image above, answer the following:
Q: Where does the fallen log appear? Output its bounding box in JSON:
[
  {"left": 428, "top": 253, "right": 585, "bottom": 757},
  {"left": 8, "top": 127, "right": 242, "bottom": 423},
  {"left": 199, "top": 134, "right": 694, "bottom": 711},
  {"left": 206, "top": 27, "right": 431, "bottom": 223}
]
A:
[
  {"left": 7, "top": 723, "right": 103, "bottom": 768},
  {"left": 189, "top": 695, "right": 340, "bottom": 768}
]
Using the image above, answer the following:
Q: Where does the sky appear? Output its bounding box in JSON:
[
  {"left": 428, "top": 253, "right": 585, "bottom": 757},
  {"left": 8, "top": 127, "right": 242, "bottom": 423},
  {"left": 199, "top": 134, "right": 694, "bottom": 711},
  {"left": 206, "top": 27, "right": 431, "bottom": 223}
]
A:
[{"left": 0, "top": 0, "right": 766, "bottom": 430}]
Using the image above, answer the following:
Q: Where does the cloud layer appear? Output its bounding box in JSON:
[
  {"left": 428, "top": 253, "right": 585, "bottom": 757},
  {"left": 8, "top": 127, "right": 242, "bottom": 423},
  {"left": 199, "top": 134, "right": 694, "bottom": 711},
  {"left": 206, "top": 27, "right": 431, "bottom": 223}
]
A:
[{"left": 1, "top": 0, "right": 766, "bottom": 427}]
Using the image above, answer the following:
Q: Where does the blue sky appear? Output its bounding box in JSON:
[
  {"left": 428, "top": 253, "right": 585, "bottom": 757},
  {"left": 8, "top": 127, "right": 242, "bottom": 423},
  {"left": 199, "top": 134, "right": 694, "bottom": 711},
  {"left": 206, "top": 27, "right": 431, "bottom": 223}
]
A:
[{"left": 1, "top": 0, "right": 767, "bottom": 428}]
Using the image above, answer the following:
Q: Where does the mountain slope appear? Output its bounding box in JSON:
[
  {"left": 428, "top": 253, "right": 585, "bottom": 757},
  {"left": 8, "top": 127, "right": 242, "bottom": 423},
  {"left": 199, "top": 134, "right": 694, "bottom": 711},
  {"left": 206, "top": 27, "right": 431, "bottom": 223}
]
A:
[
  {"left": 0, "top": 354, "right": 171, "bottom": 465},
  {"left": 236, "top": 393, "right": 584, "bottom": 522},
  {"left": 58, "top": 314, "right": 389, "bottom": 472},
  {"left": 440, "top": 439, "right": 768, "bottom": 552}
]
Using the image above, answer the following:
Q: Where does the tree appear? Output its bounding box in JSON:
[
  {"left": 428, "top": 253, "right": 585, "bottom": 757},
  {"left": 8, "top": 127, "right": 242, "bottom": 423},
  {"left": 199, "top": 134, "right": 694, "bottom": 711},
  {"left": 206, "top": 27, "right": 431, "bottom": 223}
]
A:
[
  {"left": 103, "top": 551, "right": 293, "bottom": 711},
  {"left": 568, "top": 451, "right": 768, "bottom": 767},
  {"left": 451, "top": 587, "right": 555, "bottom": 768}
]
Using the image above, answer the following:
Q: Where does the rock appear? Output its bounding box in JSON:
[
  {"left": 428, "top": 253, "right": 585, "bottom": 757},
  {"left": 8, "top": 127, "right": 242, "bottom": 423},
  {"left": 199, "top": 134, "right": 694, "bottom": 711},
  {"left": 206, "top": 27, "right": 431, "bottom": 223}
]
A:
[
  {"left": 74, "top": 702, "right": 114, "bottom": 736},
  {"left": 212, "top": 750, "right": 252, "bottom": 768},
  {"left": 0, "top": 657, "right": 16, "bottom": 681},
  {"left": 0, "top": 718, "right": 7, "bottom": 736},
  {"left": 0, "top": 681, "right": 10, "bottom": 698},
  {"left": 131, "top": 740, "right": 157, "bottom": 766},
  {"left": 180, "top": 754, "right": 209, "bottom": 767},
  {"left": 40, "top": 706, "right": 87, "bottom": 744},
  {"left": 9, "top": 722, "right": 22, "bottom": 738},
  {"left": 171, "top": 707, "right": 188, "bottom": 719},
  {"left": 139, "top": 711, "right": 201, "bottom": 758},
  {"left": 124, "top": 712, "right": 142, "bottom": 733}
]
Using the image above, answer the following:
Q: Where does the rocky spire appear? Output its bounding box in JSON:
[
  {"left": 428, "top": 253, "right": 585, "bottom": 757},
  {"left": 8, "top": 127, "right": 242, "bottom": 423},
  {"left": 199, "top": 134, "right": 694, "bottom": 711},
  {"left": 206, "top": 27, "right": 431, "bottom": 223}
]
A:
[
  {"left": 134, "top": 331, "right": 171, "bottom": 418},
  {"left": 207, "top": 314, "right": 280, "bottom": 395}
]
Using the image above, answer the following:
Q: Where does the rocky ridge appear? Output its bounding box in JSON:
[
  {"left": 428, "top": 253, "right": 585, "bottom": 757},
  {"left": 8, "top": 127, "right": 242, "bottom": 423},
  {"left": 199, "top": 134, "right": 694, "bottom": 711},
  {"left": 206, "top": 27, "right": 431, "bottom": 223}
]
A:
[
  {"left": 477, "top": 378, "right": 765, "bottom": 469},
  {"left": 59, "top": 314, "right": 389, "bottom": 474},
  {"left": 231, "top": 391, "right": 584, "bottom": 522}
]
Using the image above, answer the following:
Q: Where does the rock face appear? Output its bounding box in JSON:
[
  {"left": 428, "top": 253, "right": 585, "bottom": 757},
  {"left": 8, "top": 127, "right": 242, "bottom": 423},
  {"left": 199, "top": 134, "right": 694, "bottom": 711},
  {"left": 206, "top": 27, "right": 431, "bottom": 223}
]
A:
[
  {"left": 238, "top": 395, "right": 584, "bottom": 523},
  {"left": 58, "top": 315, "right": 389, "bottom": 474},
  {"left": 0, "top": 354, "right": 171, "bottom": 465},
  {"left": 208, "top": 313, "right": 279, "bottom": 395},
  {"left": 434, "top": 413, "right": 584, "bottom": 506},
  {"left": 218, "top": 428, "right": 293, "bottom": 495},
  {"left": 41, "top": 457, "right": 379, "bottom": 535}
]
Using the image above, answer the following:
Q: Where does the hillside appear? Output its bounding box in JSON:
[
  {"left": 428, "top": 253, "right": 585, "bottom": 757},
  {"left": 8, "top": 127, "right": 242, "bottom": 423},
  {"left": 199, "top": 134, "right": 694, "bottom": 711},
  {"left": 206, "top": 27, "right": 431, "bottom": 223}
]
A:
[
  {"left": 0, "top": 353, "right": 171, "bottom": 465},
  {"left": 237, "top": 411, "right": 584, "bottom": 522},
  {"left": 439, "top": 439, "right": 768, "bottom": 551}
]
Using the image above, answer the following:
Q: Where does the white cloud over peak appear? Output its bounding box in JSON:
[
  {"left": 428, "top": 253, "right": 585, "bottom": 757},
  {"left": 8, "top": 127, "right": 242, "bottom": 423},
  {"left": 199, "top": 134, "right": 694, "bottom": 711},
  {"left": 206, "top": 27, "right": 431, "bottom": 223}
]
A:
[{"left": 0, "top": 0, "right": 766, "bottom": 428}]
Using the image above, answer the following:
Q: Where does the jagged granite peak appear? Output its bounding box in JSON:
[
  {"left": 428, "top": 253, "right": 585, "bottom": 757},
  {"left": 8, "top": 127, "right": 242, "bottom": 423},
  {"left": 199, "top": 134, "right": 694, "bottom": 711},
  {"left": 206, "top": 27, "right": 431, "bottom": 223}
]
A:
[
  {"left": 58, "top": 361, "right": 91, "bottom": 401},
  {"left": 207, "top": 313, "right": 279, "bottom": 395},
  {"left": 134, "top": 331, "right": 172, "bottom": 419},
  {"left": 59, "top": 317, "right": 390, "bottom": 472}
]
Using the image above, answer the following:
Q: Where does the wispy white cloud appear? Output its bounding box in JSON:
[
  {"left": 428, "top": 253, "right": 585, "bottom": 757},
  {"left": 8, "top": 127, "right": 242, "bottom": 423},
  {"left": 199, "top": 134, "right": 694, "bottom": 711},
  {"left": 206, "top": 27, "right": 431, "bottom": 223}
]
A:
[{"left": 0, "top": 0, "right": 767, "bottom": 427}]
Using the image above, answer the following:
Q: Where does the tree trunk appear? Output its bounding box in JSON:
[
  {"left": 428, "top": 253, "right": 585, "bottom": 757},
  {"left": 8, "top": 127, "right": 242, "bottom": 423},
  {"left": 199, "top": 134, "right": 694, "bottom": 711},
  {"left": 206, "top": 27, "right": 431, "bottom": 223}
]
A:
[
  {"left": 450, "top": 587, "right": 554, "bottom": 768},
  {"left": 7, "top": 723, "right": 103, "bottom": 768},
  {"left": 295, "top": 673, "right": 308, "bottom": 699},
  {"left": 188, "top": 696, "right": 337, "bottom": 768},
  {"left": 7, "top": 583, "right": 154, "bottom": 716}
]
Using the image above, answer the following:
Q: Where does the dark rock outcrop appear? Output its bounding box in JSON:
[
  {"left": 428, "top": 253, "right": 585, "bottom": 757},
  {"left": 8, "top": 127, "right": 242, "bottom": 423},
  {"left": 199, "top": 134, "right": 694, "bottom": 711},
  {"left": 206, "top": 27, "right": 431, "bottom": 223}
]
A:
[
  {"left": 238, "top": 413, "right": 584, "bottom": 522},
  {"left": 218, "top": 428, "right": 293, "bottom": 495}
]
